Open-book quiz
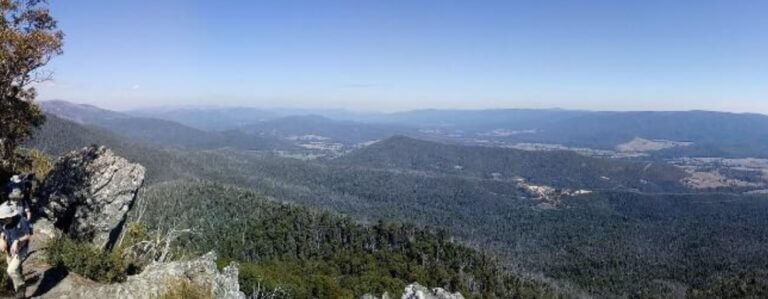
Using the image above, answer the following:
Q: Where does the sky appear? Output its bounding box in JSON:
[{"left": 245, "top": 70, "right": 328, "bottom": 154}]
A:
[{"left": 36, "top": 0, "right": 768, "bottom": 112}]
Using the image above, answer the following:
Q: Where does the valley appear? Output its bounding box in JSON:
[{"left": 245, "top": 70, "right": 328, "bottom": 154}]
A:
[
  {"left": 25, "top": 100, "right": 768, "bottom": 298},
  {"left": 4, "top": 2, "right": 767, "bottom": 298}
]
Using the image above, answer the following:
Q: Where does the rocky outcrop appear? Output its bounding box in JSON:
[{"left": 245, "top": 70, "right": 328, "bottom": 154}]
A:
[
  {"left": 402, "top": 284, "right": 465, "bottom": 299},
  {"left": 360, "top": 293, "right": 391, "bottom": 299},
  {"left": 36, "top": 251, "right": 246, "bottom": 299},
  {"left": 362, "top": 283, "right": 464, "bottom": 299},
  {"left": 23, "top": 145, "right": 246, "bottom": 298},
  {"left": 35, "top": 145, "right": 145, "bottom": 250}
]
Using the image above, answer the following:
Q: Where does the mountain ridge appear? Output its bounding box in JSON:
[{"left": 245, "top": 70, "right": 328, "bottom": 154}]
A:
[{"left": 40, "top": 100, "right": 298, "bottom": 151}]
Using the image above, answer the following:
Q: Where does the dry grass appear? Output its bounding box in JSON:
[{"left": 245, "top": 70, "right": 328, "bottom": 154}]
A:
[{"left": 156, "top": 279, "right": 212, "bottom": 299}]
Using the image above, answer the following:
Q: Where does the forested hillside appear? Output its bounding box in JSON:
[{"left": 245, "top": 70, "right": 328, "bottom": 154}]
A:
[
  {"left": 25, "top": 115, "right": 768, "bottom": 297},
  {"left": 344, "top": 109, "right": 768, "bottom": 158},
  {"left": 526, "top": 111, "right": 768, "bottom": 157},
  {"left": 40, "top": 101, "right": 297, "bottom": 151},
  {"left": 25, "top": 114, "right": 201, "bottom": 183},
  {"left": 239, "top": 115, "right": 413, "bottom": 145},
  {"left": 11, "top": 0, "right": 768, "bottom": 297},
  {"left": 43, "top": 101, "right": 768, "bottom": 159},
  {"left": 337, "top": 136, "right": 688, "bottom": 192},
  {"left": 127, "top": 106, "right": 280, "bottom": 131},
  {"left": 135, "top": 181, "right": 561, "bottom": 298}
]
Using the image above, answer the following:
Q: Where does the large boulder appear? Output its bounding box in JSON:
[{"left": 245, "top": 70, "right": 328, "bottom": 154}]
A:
[
  {"left": 36, "top": 145, "right": 145, "bottom": 250},
  {"left": 36, "top": 251, "right": 246, "bottom": 299}
]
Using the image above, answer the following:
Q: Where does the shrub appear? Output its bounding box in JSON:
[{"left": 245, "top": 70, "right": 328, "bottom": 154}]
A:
[
  {"left": 156, "top": 279, "right": 212, "bottom": 299},
  {"left": 117, "top": 222, "right": 194, "bottom": 268},
  {"left": 0, "top": 258, "right": 13, "bottom": 296},
  {"left": 46, "top": 237, "right": 128, "bottom": 283},
  {"left": 15, "top": 148, "right": 54, "bottom": 180}
]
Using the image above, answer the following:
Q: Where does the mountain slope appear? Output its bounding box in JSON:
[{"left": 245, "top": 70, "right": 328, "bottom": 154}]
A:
[
  {"left": 361, "top": 108, "right": 590, "bottom": 130},
  {"left": 40, "top": 100, "right": 297, "bottom": 151},
  {"left": 336, "top": 136, "right": 688, "bottom": 192},
  {"left": 25, "top": 114, "right": 127, "bottom": 156},
  {"left": 48, "top": 102, "right": 768, "bottom": 158},
  {"left": 240, "top": 115, "right": 414, "bottom": 145},
  {"left": 126, "top": 106, "right": 279, "bottom": 131},
  {"left": 25, "top": 114, "right": 768, "bottom": 297},
  {"left": 347, "top": 108, "right": 768, "bottom": 158},
  {"left": 25, "top": 114, "right": 214, "bottom": 184},
  {"left": 131, "top": 150, "right": 768, "bottom": 297},
  {"left": 41, "top": 100, "right": 131, "bottom": 124},
  {"left": 530, "top": 111, "right": 768, "bottom": 155},
  {"left": 137, "top": 180, "right": 561, "bottom": 298}
]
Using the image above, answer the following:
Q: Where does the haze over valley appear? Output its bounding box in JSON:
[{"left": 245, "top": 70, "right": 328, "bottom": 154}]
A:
[
  {"left": 25, "top": 99, "right": 768, "bottom": 297},
  {"left": 3, "top": 0, "right": 768, "bottom": 298}
]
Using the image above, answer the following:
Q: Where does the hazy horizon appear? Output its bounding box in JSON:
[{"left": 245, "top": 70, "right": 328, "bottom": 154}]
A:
[
  {"left": 36, "top": 0, "right": 768, "bottom": 113},
  {"left": 43, "top": 99, "right": 768, "bottom": 117}
]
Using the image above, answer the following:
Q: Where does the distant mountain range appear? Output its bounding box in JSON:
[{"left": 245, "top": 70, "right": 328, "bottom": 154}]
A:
[
  {"left": 26, "top": 100, "right": 768, "bottom": 297},
  {"left": 127, "top": 106, "right": 279, "bottom": 131},
  {"left": 88, "top": 101, "right": 768, "bottom": 158},
  {"left": 25, "top": 110, "right": 768, "bottom": 297},
  {"left": 40, "top": 100, "right": 298, "bottom": 151}
]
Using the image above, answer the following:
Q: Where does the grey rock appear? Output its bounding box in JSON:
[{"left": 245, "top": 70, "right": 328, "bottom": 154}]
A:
[
  {"left": 31, "top": 218, "right": 61, "bottom": 241},
  {"left": 39, "top": 251, "right": 246, "bottom": 299},
  {"left": 36, "top": 145, "right": 145, "bottom": 250},
  {"left": 401, "top": 283, "right": 465, "bottom": 299},
  {"left": 361, "top": 293, "right": 391, "bottom": 299},
  {"left": 366, "top": 284, "right": 462, "bottom": 299}
]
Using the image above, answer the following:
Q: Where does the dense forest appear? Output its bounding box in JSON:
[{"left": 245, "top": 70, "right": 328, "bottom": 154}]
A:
[
  {"left": 335, "top": 136, "right": 688, "bottom": 192},
  {"left": 25, "top": 114, "right": 768, "bottom": 297},
  {"left": 9, "top": 0, "right": 768, "bottom": 296},
  {"left": 134, "top": 181, "right": 560, "bottom": 298}
]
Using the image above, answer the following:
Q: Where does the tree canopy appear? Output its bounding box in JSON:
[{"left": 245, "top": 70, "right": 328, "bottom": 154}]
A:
[{"left": 0, "top": 0, "right": 63, "bottom": 179}]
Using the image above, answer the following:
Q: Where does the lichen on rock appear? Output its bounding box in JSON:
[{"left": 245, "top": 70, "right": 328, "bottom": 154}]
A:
[
  {"left": 37, "top": 251, "right": 246, "bottom": 299},
  {"left": 362, "top": 283, "right": 464, "bottom": 299},
  {"left": 35, "top": 145, "right": 145, "bottom": 250},
  {"left": 402, "top": 283, "right": 465, "bottom": 299}
]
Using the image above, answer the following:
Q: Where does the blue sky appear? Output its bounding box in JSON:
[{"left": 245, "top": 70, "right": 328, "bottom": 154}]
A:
[{"left": 38, "top": 0, "right": 768, "bottom": 112}]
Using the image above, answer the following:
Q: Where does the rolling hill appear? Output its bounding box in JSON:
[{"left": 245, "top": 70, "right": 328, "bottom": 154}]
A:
[
  {"left": 239, "top": 114, "right": 415, "bottom": 145},
  {"left": 336, "top": 136, "right": 688, "bottom": 192},
  {"left": 127, "top": 106, "right": 279, "bottom": 131},
  {"left": 372, "top": 109, "right": 768, "bottom": 158},
  {"left": 40, "top": 100, "right": 297, "bottom": 151},
  {"left": 26, "top": 104, "right": 768, "bottom": 297},
  {"left": 117, "top": 105, "right": 768, "bottom": 158},
  {"left": 528, "top": 111, "right": 768, "bottom": 155}
]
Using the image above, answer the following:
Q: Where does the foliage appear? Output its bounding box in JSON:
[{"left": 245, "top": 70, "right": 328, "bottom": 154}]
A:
[
  {"left": 0, "top": 95, "right": 45, "bottom": 180},
  {"left": 25, "top": 114, "right": 212, "bottom": 184},
  {"left": 29, "top": 116, "right": 768, "bottom": 297},
  {"left": 46, "top": 237, "right": 128, "bottom": 283},
  {"left": 118, "top": 221, "right": 195, "bottom": 268},
  {"left": 130, "top": 150, "right": 768, "bottom": 297},
  {"left": 46, "top": 222, "right": 203, "bottom": 288},
  {"left": 140, "top": 181, "right": 558, "bottom": 298},
  {"left": 0, "top": 258, "right": 12, "bottom": 296},
  {"left": 14, "top": 148, "right": 53, "bottom": 179},
  {"left": 335, "top": 136, "right": 687, "bottom": 192},
  {"left": 155, "top": 279, "right": 212, "bottom": 299},
  {"left": 0, "top": 0, "right": 63, "bottom": 180},
  {"left": 686, "top": 270, "right": 768, "bottom": 298}
]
